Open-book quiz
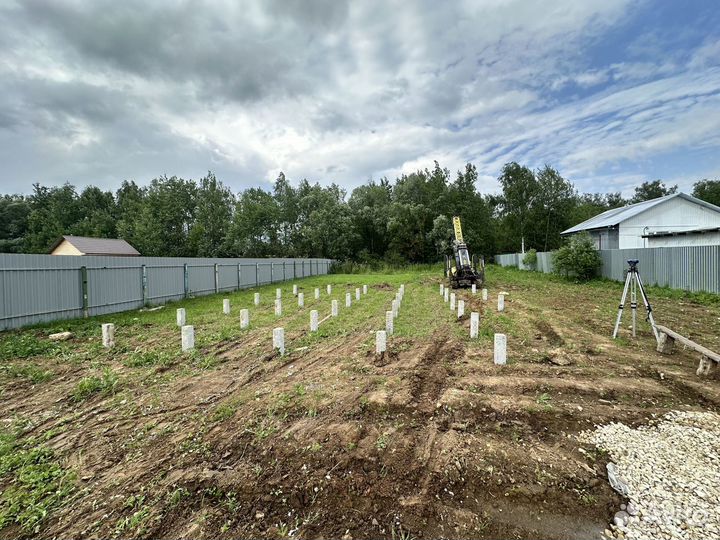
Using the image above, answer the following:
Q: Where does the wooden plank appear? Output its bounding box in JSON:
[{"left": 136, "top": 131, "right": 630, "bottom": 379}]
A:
[{"left": 655, "top": 325, "right": 720, "bottom": 363}]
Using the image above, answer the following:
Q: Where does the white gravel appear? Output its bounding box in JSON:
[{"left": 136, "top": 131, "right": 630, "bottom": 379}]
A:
[{"left": 580, "top": 411, "right": 720, "bottom": 540}]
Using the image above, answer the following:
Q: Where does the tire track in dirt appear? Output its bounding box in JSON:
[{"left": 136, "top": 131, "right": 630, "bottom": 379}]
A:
[{"left": 409, "top": 331, "right": 465, "bottom": 413}]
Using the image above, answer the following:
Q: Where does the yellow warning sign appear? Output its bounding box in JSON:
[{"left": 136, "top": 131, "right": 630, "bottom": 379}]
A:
[{"left": 452, "top": 216, "right": 464, "bottom": 243}]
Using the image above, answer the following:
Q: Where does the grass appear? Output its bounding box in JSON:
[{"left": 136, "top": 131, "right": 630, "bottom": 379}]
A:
[
  {"left": 0, "top": 426, "right": 76, "bottom": 534},
  {"left": 72, "top": 367, "right": 120, "bottom": 402},
  {"left": 536, "top": 392, "right": 552, "bottom": 407},
  {"left": 2, "top": 363, "right": 53, "bottom": 384},
  {"left": 0, "top": 333, "right": 59, "bottom": 361},
  {"left": 376, "top": 433, "right": 390, "bottom": 450}
]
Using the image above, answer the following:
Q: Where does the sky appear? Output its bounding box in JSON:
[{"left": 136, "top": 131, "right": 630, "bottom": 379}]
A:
[{"left": 0, "top": 0, "right": 719, "bottom": 197}]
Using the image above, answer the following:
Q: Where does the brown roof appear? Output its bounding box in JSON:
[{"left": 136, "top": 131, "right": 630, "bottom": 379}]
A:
[{"left": 50, "top": 236, "right": 141, "bottom": 256}]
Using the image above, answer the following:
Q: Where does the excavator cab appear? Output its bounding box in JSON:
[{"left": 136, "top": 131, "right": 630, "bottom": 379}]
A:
[{"left": 444, "top": 217, "right": 485, "bottom": 289}]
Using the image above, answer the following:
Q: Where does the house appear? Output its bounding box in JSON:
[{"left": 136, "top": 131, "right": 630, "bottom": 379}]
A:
[
  {"left": 49, "top": 236, "right": 140, "bottom": 256},
  {"left": 561, "top": 193, "right": 720, "bottom": 249}
]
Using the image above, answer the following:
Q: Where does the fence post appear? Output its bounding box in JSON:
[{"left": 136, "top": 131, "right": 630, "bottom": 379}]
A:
[
  {"left": 255, "top": 263, "right": 259, "bottom": 287},
  {"left": 183, "top": 264, "right": 189, "bottom": 298},
  {"left": 80, "top": 266, "right": 89, "bottom": 318},
  {"left": 283, "top": 262, "right": 286, "bottom": 281},
  {"left": 270, "top": 263, "right": 274, "bottom": 284},
  {"left": 237, "top": 264, "right": 241, "bottom": 290},
  {"left": 214, "top": 263, "right": 219, "bottom": 293},
  {"left": 293, "top": 260, "right": 297, "bottom": 279},
  {"left": 141, "top": 264, "right": 148, "bottom": 307}
]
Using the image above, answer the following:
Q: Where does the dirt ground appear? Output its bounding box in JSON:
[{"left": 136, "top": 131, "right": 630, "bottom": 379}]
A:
[{"left": 1, "top": 266, "right": 718, "bottom": 539}]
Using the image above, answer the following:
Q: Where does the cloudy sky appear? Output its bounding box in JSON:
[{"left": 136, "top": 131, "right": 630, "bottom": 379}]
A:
[{"left": 1, "top": 0, "right": 719, "bottom": 196}]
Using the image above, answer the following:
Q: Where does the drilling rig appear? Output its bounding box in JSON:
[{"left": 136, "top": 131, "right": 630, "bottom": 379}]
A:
[{"left": 444, "top": 216, "right": 485, "bottom": 289}]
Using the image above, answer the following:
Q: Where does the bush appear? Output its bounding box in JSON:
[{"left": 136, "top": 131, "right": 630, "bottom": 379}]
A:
[
  {"left": 522, "top": 249, "right": 537, "bottom": 270},
  {"left": 552, "top": 233, "right": 601, "bottom": 281}
]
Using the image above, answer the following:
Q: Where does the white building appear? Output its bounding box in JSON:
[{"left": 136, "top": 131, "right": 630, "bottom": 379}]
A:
[
  {"left": 561, "top": 193, "right": 720, "bottom": 249},
  {"left": 643, "top": 227, "right": 720, "bottom": 248}
]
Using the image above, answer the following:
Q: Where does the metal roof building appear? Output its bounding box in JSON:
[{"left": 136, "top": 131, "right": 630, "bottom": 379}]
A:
[
  {"left": 561, "top": 193, "right": 720, "bottom": 249},
  {"left": 49, "top": 236, "right": 141, "bottom": 256}
]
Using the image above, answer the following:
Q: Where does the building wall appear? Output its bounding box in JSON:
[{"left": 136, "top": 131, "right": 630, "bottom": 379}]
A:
[
  {"left": 619, "top": 198, "right": 720, "bottom": 249},
  {"left": 590, "top": 228, "right": 619, "bottom": 249},
  {"left": 647, "top": 230, "right": 720, "bottom": 248},
  {"left": 51, "top": 239, "right": 83, "bottom": 255}
]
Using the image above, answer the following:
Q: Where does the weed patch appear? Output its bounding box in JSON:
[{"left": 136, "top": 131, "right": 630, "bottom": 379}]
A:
[
  {"left": 0, "top": 428, "right": 76, "bottom": 534},
  {"left": 72, "top": 367, "right": 119, "bottom": 402}
]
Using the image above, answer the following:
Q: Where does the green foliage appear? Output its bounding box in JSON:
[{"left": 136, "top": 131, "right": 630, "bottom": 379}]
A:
[
  {"left": 4, "top": 161, "right": 707, "bottom": 263},
  {"left": 124, "top": 350, "right": 175, "bottom": 368},
  {"left": 522, "top": 249, "right": 537, "bottom": 269},
  {"left": 2, "top": 363, "right": 53, "bottom": 384},
  {"left": 552, "top": 233, "right": 601, "bottom": 281},
  {"left": 0, "top": 333, "right": 58, "bottom": 361},
  {"left": 630, "top": 180, "right": 677, "bottom": 203},
  {"left": 692, "top": 179, "right": 720, "bottom": 207},
  {"left": 0, "top": 428, "right": 76, "bottom": 534},
  {"left": 0, "top": 195, "right": 30, "bottom": 253},
  {"left": 71, "top": 367, "right": 119, "bottom": 402}
]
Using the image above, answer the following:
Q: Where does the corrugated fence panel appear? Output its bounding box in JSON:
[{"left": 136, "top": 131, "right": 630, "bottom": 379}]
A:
[
  {"left": 217, "top": 264, "right": 238, "bottom": 292},
  {"left": 87, "top": 265, "right": 144, "bottom": 316},
  {"left": 146, "top": 263, "right": 185, "bottom": 304},
  {"left": 0, "top": 254, "right": 84, "bottom": 328},
  {"left": 239, "top": 263, "right": 258, "bottom": 288},
  {"left": 188, "top": 264, "right": 215, "bottom": 296},
  {"left": 495, "top": 246, "right": 719, "bottom": 294},
  {"left": 257, "top": 263, "right": 272, "bottom": 285},
  {"left": 0, "top": 255, "right": 331, "bottom": 330}
]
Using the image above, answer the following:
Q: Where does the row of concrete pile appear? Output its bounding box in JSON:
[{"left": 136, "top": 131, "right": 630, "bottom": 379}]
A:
[
  {"left": 375, "top": 283, "right": 405, "bottom": 353},
  {"left": 440, "top": 282, "right": 508, "bottom": 365},
  {"left": 98, "top": 282, "right": 371, "bottom": 355}
]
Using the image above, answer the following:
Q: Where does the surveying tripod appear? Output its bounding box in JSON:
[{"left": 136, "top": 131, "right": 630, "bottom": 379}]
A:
[{"left": 612, "top": 259, "right": 659, "bottom": 341}]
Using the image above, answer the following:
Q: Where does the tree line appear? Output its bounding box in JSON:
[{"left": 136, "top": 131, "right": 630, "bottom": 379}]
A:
[{"left": 1, "top": 163, "right": 718, "bottom": 261}]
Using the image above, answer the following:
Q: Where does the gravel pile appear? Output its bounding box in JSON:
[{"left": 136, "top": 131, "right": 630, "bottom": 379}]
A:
[{"left": 580, "top": 411, "right": 720, "bottom": 540}]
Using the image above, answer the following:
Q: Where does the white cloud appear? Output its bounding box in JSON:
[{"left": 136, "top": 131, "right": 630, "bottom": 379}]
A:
[{"left": 0, "top": 0, "right": 717, "bottom": 197}]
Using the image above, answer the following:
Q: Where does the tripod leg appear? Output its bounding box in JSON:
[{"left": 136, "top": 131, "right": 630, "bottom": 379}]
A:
[
  {"left": 636, "top": 273, "right": 659, "bottom": 342},
  {"left": 631, "top": 276, "right": 637, "bottom": 338},
  {"left": 613, "top": 272, "right": 632, "bottom": 338}
]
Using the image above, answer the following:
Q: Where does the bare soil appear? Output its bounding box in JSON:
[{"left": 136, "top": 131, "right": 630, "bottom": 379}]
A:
[{"left": 1, "top": 269, "right": 718, "bottom": 540}]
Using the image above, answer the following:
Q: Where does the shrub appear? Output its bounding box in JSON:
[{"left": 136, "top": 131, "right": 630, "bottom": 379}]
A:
[
  {"left": 522, "top": 249, "right": 537, "bottom": 270},
  {"left": 552, "top": 233, "right": 601, "bottom": 281}
]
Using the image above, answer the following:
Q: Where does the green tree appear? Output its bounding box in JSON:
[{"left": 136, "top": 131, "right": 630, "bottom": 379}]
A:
[
  {"left": 692, "top": 179, "right": 720, "bottom": 207},
  {"left": 116, "top": 180, "right": 146, "bottom": 249},
  {"left": 25, "top": 183, "right": 83, "bottom": 252},
  {"left": 227, "top": 188, "right": 279, "bottom": 257},
  {"left": 446, "top": 164, "right": 495, "bottom": 257},
  {"left": 347, "top": 179, "right": 392, "bottom": 260},
  {"left": 533, "top": 165, "right": 576, "bottom": 251},
  {"left": 0, "top": 195, "right": 30, "bottom": 253},
  {"left": 630, "top": 180, "right": 677, "bottom": 203},
  {"left": 73, "top": 186, "right": 117, "bottom": 238},
  {"left": 273, "top": 172, "right": 299, "bottom": 254},
  {"left": 427, "top": 214, "right": 452, "bottom": 260},
  {"left": 189, "top": 172, "right": 234, "bottom": 257},
  {"left": 497, "top": 162, "right": 539, "bottom": 252},
  {"left": 123, "top": 176, "right": 198, "bottom": 256}
]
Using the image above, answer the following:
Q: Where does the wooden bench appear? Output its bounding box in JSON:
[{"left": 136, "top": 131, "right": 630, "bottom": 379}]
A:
[{"left": 655, "top": 324, "right": 720, "bottom": 376}]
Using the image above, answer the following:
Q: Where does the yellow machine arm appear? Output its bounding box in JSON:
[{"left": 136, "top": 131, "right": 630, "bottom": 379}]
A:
[{"left": 452, "top": 216, "right": 464, "bottom": 243}]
